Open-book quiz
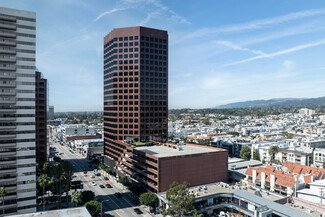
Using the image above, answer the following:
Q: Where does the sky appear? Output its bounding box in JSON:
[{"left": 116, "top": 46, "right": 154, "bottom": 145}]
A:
[{"left": 2, "top": 0, "right": 325, "bottom": 111}]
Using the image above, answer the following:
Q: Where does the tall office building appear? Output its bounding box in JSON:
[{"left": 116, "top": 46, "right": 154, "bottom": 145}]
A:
[
  {"left": 103, "top": 26, "right": 168, "bottom": 169},
  {"left": 48, "top": 105, "right": 54, "bottom": 120},
  {"left": 35, "top": 71, "right": 47, "bottom": 165},
  {"left": 0, "top": 7, "right": 37, "bottom": 215}
]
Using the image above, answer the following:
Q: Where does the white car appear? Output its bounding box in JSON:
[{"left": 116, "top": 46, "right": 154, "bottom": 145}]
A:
[
  {"left": 91, "top": 181, "right": 96, "bottom": 186},
  {"left": 90, "top": 175, "right": 95, "bottom": 178}
]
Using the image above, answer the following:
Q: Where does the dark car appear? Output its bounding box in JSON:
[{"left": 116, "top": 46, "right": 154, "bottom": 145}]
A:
[
  {"left": 105, "top": 184, "right": 112, "bottom": 188},
  {"left": 115, "top": 192, "right": 121, "bottom": 198},
  {"left": 104, "top": 177, "right": 109, "bottom": 180},
  {"left": 133, "top": 208, "right": 143, "bottom": 214},
  {"left": 96, "top": 173, "right": 101, "bottom": 176},
  {"left": 99, "top": 185, "right": 105, "bottom": 188},
  {"left": 83, "top": 170, "right": 87, "bottom": 174}
]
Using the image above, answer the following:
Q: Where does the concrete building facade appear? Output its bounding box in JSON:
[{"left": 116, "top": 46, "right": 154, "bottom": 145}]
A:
[{"left": 0, "top": 6, "right": 37, "bottom": 215}]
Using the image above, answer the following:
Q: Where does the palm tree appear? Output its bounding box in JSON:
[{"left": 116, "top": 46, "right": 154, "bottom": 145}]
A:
[
  {"left": 71, "top": 191, "right": 82, "bottom": 207},
  {"left": 61, "top": 161, "right": 74, "bottom": 208},
  {"left": 38, "top": 174, "right": 50, "bottom": 211},
  {"left": 0, "top": 187, "right": 6, "bottom": 216},
  {"left": 50, "top": 162, "right": 62, "bottom": 208}
]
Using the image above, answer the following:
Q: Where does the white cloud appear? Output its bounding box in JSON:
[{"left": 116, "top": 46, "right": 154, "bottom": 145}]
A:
[
  {"left": 185, "top": 8, "right": 325, "bottom": 39},
  {"left": 94, "top": 7, "right": 128, "bottom": 21},
  {"left": 202, "top": 77, "right": 222, "bottom": 89},
  {"left": 283, "top": 60, "right": 295, "bottom": 70},
  {"left": 225, "top": 38, "right": 325, "bottom": 66},
  {"left": 216, "top": 40, "right": 265, "bottom": 55}
]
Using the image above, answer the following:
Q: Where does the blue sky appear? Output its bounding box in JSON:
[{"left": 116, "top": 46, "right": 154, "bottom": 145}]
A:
[{"left": 2, "top": 0, "right": 325, "bottom": 111}]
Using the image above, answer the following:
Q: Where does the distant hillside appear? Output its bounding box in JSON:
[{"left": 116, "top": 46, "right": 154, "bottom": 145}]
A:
[{"left": 215, "top": 97, "right": 325, "bottom": 108}]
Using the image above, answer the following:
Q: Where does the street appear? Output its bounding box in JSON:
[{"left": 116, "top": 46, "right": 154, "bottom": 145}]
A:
[{"left": 49, "top": 137, "right": 152, "bottom": 217}]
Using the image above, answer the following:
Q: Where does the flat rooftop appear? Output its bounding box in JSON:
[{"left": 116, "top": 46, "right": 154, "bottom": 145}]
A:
[
  {"left": 10, "top": 207, "right": 91, "bottom": 217},
  {"left": 135, "top": 143, "right": 224, "bottom": 158},
  {"left": 158, "top": 182, "right": 282, "bottom": 202}
]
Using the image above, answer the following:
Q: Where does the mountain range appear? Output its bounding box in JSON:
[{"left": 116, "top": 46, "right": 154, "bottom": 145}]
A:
[{"left": 215, "top": 96, "right": 325, "bottom": 109}]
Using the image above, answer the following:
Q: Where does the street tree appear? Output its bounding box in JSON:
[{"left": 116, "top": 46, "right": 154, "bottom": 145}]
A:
[
  {"left": 84, "top": 200, "right": 101, "bottom": 217},
  {"left": 81, "top": 191, "right": 95, "bottom": 205},
  {"left": 0, "top": 187, "right": 6, "bottom": 216},
  {"left": 253, "top": 150, "right": 260, "bottom": 161},
  {"left": 140, "top": 192, "right": 158, "bottom": 208},
  {"left": 162, "top": 182, "right": 196, "bottom": 217},
  {"left": 38, "top": 174, "right": 50, "bottom": 211},
  {"left": 71, "top": 191, "right": 82, "bottom": 207},
  {"left": 240, "top": 146, "right": 251, "bottom": 161},
  {"left": 268, "top": 146, "right": 279, "bottom": 161}
]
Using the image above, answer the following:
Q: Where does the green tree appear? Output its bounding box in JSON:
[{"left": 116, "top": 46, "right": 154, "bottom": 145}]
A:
[
  {"left": 268, "top": 146, "right": 279, "bottom": 161},
  {"left": 311, "top": 144, "right": 316, "bottom": 165},
  {"left": 227, "top": 131, "right": 239, "bottom": 136},
  {"left": 61, "top": 161, "right": 74, "bottom": 208},
  {"left": 71, "top": 191, "right": 82, "bottom": 207},
  {"left": 0, "top": 187, "right": 6, "bottom": 216},
  {"left": 162, "top": 182, "right": 196, "bottom": 217},
  {"left": 253, "top": 150, "right": 260, "bottom": 161},
  {"left": 168, "top": 135, "right": 175, "bottom": 140},
  {"left": 81, "top": 191, "right": 95, "bottom": 205},
  {"left": 84, "top": 200, "right": 101, "bottom": 217},
  {"left": 140, "top": 192, "right": 158, "bottom": 208},
  {"left": 38, "top": 174, "right": 50, "bottom": 211},
  {"left": 240, "top": 146, "right": 251, "bottom": 161}
]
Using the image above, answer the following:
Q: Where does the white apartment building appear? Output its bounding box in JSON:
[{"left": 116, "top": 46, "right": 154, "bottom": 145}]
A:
[
  {"left": 299, "top": 108, "right": 315, "bottom": 116},
  {"left": 0, "top": 7, "right": 37, "bottom": 215},
  {"left": 314, "top": 148, "right": 325, "bottom": 167},
  {"left": 275, "top": 146, "right": 313, "bottom": 166},
  {"left": 58, "top": 124, "right": 100, "bottom": 142}
]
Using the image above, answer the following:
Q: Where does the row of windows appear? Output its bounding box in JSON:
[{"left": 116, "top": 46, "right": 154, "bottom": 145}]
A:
[
  {"left": 104, "top": 100, "right": 139, "bottom": 106},
  {"left": 0, "top": 13, "right": 36, "bottom": 22},
  {"left": 141, "top": 54, "right": 167, "bottom": 60},
  {"left": 118, "top": 42, "right": 139, "bottom": 47},
  {"left": 104, "top": 94, "right": 139, "bottom": 100},
  {"left": 140, "top": 65, "right": 167, "bottom": 72},
  {"left": 141, "top": 48, "right": 167, "bottom": 55},
  {"left": 140, "top": 42, "right": 167, "bottom": 49},
  {"left": 117, "top": 53, "right": 139, "bottom": 59},
  {"left": 104, "top": 82, "right": 139, "bottom": 89}
]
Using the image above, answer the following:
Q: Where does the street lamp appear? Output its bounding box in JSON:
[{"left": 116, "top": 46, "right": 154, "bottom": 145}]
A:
[{"left": 101, "top": 199, "right": 109, "bottom": 217}]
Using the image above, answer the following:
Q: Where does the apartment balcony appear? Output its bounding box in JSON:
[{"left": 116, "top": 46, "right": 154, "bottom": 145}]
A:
[
  {"left": 0, "top": 56, "right": 16, "bottom": 63},
  {"left": 0, "top": 126, "right": 16, "bottom": 131},
  {"left": 0, "top": 152, "right": 16, "bottom": 157},
  {"left": 0, "top": 108, "right": 16, "bottom": 113},
  {"left": 0, "top": 134, "right": 16, "bottom": 140},
  {"left": 0, "top": 160, "right": 16, "bottom": 165},
  {"left": 0, "top": 169, "right": 16, "bottom": 175},
  {"left": 0, "top": 22, "right": 16, "bottom": 30},
  {"left": 0, "top": 143, "right": 16, "bottom": 148},
  {"left": 0, "top": 92, "right": 15, "bottom": 97},
  {"left": 0, "top": 83, "right": 16, "bottom": 89},
  {"left": 0, "top": 30, "right": 16, "bottom": 38},
  {"left": 0, "top": 72, "right": 15, "bottom": 79},
  {"left": 0, "top": 15, "right": 16, "bottom": 23},
  {"left": 0, "top": 177, "right": 16, "bottom": 185},
  {"left": 0, "top": 47, "right": 16, "bottom": 55},
  {"left": 0, "top": 64, "right": 16, "bottom": 71},
  {"left": 0, "top": 117, "right": 16, "bottom": 122},
  {"left": 0, "top": 38, "right": 16, "bottom": 47}
]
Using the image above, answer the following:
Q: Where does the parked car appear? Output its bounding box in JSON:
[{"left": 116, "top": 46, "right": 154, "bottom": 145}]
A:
[
  {"left": 133, "top": 208, "right": 143, "bottom": 214},
  {"left": 90, "top": 175, "right": 95, "bottom": 178},
  {"left": 104, "top": 177, "right": 109, "bottom": 180},
  {"left": 83, "top": 170, "right": 87, "bottom": 174},
  {"left": 99, "top": 185, "right": 105, "bottom": 188},
  {"left": 96, "top": 173, "right": 101, "bottom": 176},
  {"left": 91, "top": 181, "right": 96, "bottom": 186},
  {"left": 105, "top": 184, "right": 112, "bottom": 188}
]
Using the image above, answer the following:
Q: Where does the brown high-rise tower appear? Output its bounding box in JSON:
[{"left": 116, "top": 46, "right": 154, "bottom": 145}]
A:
[
  {"left": 103, "top": 26, "right": 168, "bottom": 164},
  {"left": 35, "top": 71, "right": 47, "bottom": 164}
]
